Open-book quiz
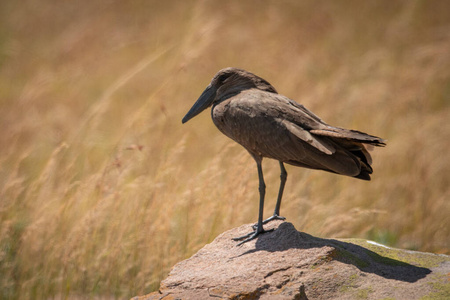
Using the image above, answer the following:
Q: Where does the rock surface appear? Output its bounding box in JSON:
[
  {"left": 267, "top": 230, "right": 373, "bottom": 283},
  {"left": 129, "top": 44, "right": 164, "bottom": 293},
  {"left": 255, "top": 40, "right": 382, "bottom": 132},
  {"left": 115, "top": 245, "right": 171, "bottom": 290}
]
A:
[{"left": 134, "top": 221, "right": 450, "bottom": 300}]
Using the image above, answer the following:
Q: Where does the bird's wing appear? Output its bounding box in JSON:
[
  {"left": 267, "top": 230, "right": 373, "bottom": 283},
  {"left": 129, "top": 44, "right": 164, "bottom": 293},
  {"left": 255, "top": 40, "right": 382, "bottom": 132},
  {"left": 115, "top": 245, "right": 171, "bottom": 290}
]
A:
[
  {"left": 239, "top": 91, "right": 382, "bottom": 175},
  {"left": 267, "top": 92, "right": 386, "bottom": 147},
  {"left": 279, "top": 119, "right": 335, "bottom": 155},
  {"left": 262, "top": 93, "right": 328, "bottom": 130},
  {"left": 254, "top": 92, "right": 338, "bottom": 155}
]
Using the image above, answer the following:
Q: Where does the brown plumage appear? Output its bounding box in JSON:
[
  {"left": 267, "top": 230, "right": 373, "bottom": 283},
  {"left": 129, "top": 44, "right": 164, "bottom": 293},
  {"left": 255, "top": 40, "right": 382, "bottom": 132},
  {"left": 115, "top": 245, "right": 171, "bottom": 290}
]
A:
[{"left": 182, "top": 67, "right": 386, "bottom": 245}]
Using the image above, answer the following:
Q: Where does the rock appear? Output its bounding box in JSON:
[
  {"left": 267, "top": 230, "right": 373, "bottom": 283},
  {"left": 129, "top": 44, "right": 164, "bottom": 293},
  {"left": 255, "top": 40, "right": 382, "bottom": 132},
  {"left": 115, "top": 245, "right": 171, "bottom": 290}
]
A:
[{"left": 134, "top": 221, "right": 450, "bottom": 300}]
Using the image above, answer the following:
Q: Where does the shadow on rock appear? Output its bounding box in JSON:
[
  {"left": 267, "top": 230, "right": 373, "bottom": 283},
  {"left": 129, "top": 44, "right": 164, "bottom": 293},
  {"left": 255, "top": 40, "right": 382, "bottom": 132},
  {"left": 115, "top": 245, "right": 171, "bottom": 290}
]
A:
[{"left": 240, "top": 222, "right": 431, "bottom": 283}]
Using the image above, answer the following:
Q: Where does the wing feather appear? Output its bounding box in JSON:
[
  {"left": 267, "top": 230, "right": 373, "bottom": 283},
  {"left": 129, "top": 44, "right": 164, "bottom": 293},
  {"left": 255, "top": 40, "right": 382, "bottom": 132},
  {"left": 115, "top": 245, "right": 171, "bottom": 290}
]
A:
[
  {"left": 279, "top": 119, "right": 335, "bottom": 155},
  {"left": 310, "top": 127, "right": 386, "bottom": 146}
]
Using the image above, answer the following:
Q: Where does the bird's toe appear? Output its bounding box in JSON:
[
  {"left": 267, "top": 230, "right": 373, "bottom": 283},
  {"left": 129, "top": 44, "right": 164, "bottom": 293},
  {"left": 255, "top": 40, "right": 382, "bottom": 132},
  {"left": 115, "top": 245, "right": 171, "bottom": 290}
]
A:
[
  {"left": 251, "top": 215, "right": 286, "bottom": 230},
  {"left": 263, "top": 214, "right": 286, "bottom": 224}
]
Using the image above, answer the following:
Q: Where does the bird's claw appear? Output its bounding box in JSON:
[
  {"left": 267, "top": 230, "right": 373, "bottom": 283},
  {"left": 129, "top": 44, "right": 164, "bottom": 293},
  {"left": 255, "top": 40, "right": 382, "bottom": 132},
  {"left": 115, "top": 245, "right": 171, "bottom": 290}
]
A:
[
  {"left": 251, "top": 214, "right": 286, "bottom": 230},
  {"left": 232, "top": 228, "right": 274, "bottom": 246}
]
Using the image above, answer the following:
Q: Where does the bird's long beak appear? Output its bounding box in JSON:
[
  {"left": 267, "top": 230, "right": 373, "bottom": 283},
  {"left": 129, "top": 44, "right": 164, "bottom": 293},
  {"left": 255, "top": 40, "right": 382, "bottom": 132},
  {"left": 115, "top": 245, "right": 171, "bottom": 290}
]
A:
[{"left": 182, "top": 85, "right": 216, "bottom": 123}]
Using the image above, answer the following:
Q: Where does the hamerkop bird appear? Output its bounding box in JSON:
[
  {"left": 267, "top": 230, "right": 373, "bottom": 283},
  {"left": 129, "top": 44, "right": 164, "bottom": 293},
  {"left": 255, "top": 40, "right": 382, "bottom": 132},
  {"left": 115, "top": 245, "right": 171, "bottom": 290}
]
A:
[{"left": 182, "top": 67, "right": 385, "bottom": 245}]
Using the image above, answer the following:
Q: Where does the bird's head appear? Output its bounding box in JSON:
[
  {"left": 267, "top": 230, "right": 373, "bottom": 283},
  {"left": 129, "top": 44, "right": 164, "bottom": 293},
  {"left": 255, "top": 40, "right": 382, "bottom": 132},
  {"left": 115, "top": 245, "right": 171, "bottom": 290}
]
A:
[{"left": 182, "top": 67, "right": 277, "bottom": 123}]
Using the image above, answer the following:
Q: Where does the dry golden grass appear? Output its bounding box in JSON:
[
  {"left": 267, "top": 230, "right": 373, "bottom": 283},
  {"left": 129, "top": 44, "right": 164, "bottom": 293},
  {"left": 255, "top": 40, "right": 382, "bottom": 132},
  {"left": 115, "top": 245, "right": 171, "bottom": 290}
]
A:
[{"left": 0, "top": 0, "right": 449, "bottom": 298}]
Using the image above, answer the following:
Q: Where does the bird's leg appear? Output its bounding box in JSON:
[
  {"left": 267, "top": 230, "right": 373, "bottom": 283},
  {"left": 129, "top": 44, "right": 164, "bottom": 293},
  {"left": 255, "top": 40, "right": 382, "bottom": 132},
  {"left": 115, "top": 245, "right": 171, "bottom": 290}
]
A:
[
  {"left": 233, "top": 160, "right": 273, "bottom": 245},
  {"left": 253, "top": 162, "right": 287, "bottom": 230}
]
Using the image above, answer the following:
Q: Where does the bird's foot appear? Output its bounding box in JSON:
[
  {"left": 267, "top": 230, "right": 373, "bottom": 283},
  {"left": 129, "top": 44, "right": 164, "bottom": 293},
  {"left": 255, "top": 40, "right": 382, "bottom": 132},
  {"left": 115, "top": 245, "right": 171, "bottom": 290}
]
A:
[
  {"left": 252, "top": 214, "right": 286, "bottom": 230},
  {"left": 263, "top": 214, "right": 286, "bottom": 224},
  {"left": 232, "top": 228, "right": 274, "bottom": 246}
]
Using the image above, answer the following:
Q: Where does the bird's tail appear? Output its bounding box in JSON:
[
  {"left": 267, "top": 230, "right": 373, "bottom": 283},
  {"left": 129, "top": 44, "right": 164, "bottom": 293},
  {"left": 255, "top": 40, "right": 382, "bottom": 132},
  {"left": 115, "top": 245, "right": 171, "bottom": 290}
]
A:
[{"left": 310, "top": 126, "right": 385, "bottom": 181}]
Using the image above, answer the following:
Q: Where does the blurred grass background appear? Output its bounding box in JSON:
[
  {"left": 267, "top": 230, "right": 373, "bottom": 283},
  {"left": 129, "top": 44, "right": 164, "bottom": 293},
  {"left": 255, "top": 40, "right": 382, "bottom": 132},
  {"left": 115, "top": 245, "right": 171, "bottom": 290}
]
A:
[{"left": 0, "top": 0, "right": 449, "bottom": 298}]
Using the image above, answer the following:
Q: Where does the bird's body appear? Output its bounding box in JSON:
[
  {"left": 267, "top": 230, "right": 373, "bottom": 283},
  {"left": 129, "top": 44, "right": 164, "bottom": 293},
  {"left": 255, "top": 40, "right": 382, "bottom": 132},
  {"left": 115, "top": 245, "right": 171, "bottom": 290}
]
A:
[
  {"left": 182, "top": 67, "right": 385, "bottom": 245},
  {"left": 212, "top": 88, "right": 382, "bottom": 179}
]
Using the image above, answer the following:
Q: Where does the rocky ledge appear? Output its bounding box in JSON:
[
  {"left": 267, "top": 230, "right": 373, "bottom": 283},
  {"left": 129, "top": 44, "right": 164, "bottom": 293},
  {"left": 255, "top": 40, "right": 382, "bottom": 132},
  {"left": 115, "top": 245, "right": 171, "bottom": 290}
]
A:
[{"left": 134, "top": 221, "right": 449, "bottom": 300}]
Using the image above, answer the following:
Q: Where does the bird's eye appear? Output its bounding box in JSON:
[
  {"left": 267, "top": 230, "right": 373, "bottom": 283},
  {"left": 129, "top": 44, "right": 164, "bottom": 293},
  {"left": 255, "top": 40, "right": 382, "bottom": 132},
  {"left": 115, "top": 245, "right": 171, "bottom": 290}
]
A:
[{"left": 218, "top": 74, "right": 229, "bottom": 83}]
